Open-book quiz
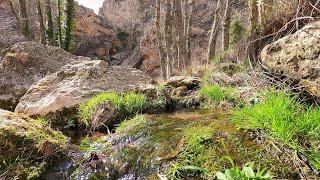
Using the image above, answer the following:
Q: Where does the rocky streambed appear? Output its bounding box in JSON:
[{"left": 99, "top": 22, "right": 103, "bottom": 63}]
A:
[{"left": 40, "top": 109, "right": 296, "bottom": 180}]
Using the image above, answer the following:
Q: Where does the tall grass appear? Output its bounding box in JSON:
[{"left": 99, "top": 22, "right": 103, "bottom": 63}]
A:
[{"left": 232, "top": 90, "right": 320, "bottom": 169}]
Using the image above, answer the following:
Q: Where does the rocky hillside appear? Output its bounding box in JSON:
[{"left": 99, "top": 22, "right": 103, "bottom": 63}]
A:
[{"left": 0, "top": 1, "right": 120, "bottom": 59}]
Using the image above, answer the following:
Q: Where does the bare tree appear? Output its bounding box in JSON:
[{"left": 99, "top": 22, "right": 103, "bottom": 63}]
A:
[
  {"left": 173, "top": 0, "right": 187, "bottom": 70},
  {"left": 155, "top": 0, "right": 168, "bottom": 80},
  {"left": 19, "top": 0, "right": 31, "bottom": 38},
  {"left": 164, "top": 0, "right": 174, "bottom": 76},
  {"left": 221, "top": 0, "right": 232, "bottom": 52},
  {"left": 37, "top": 0, "right": 46, "bottom": 44},
  {"left": 184, "top": 0, "right": 193, "bottom": 67},
  {"left": 46, "top": 0, "right": 55, "bottom": 45},
  {"left": 57, "top": 0, "right": 64, "bottom": 47},
  {"left": 248, "top": 0, "right": 259, "bottom": 34},
  {"left": 206, "top": 0, "right": 222, "bottom": 64},
  {"left": 8, "top": 0, "right": 22, "bottom": 33}
]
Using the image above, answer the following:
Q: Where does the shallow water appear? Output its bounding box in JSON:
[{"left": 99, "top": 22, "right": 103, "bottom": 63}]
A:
[{"left": 43, "top": 109, "right": 294, "bottom": 179}]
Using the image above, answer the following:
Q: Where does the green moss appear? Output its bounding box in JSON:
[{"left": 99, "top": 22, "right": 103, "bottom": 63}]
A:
[
  {"left": 116, "top": 115, "right": 148, "bottom": 134},
  {"left": 0, "top": 111, "right": 68, "bottom": 179},
  {"left": 35, "top": 116, "right": 48, "bottom": 126},
  {"left": 148, "top": 83, "right": 167, "bottom": 110},
  {"left": 168, "top": 125, "right": 217, "bottom": 178}
]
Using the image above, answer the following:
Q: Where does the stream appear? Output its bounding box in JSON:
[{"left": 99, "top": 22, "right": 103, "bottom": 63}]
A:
[{"left": 42, "top": 109, "right": 295, "bottom": 179}]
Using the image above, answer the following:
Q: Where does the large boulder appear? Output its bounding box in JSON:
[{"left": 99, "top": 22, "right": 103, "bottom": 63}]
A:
[
  {"left": 0, "top": 108, "right": 68, "bottom": 179},
  {"left": 261, "top": 21, "right": 320, "bottom": 100},
  {"left": 15, "top": 60, "right": 155, "bottom": 120},
  {"left": 0, "top": 42, "right": 87, "bottom": 110},
  {"left": 166, "top": 76, "right": 201, "bottom": 89}
]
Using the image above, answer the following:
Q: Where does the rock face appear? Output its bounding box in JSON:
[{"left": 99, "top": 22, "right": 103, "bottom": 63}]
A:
[
  {"left": 98, "top": 0, "right": 152, "bottom": 30},
  {"left": 74, "top": 4, "right": 120, "bottom": 58},
  {"left": 261, "top": 21, "right": 320, "bottom": 100},
  {"left": 0, "top": 108, "right": 67, "bottom": 179},
  {"left": 0, "top": 1, "right": 26, "bottom": 49},
  {"left": 15, "top": 60, "right": 155, "bottom": 118},
  {"left": 0, "top": 42, "right": 85, "bottom": 110}
]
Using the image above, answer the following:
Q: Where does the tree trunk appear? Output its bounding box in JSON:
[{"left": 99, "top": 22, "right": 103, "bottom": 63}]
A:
[
  {"left": 206, "top": 0, "right": 221, "bottom": 64},
  {"left": 46, "top": 0, "right": 54, "bottom": 45},
  {"left": 58, "top": 0, "right": 63, "bottom": 47},
  {"left": 184, "top": 0, "right": 193, "bottom": 67},
  {"left": 155, "top": 0, "right": 167, "bottom": 80},
  {"left": 248, "top": 0, "right": 259, "bottom": 34},
  {"left": 257, "top": 0, "right": 265, "bottom": 26},
  {"left": 65, "top": 0, "right": 76, "bottom": 52},
  {"left": 171, "top": 0, "right": 179, "bottom": 69},
  {"left": 19, "top": 0, "right": 31, "bottom": 38},
  {"left": 173, "top": 0, "right": 187, "bottom": 70},
  {"left": 221, "top": 0, "right": 231, "bottom": 52},
  {"left": 8, "top": 0, "right": 22, "bottom": 33},
  {"left": 164, "top": 0, "right": 174, "bottom": 77},
  {"left": 37, "top": 0, "right": 46, "bottom": 44}
]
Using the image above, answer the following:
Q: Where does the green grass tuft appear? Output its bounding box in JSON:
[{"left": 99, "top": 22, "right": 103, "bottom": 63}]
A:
[
  {"left": 79, "top": 92, "right": 147, "bottom": 127},
  {"left": 200, "top": 85, "right": 236, "bottom": 103},
  {"left": 122, "top": 92, "right": 147, "bottom": 114},
  {"left": 232, "top": 90, "right": 320, "bottom": 170},
  {"left": 79, "top": 92, "right": 122, "bottom": 126}
]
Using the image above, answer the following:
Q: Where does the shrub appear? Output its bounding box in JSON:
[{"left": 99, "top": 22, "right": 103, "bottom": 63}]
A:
[
  {"left": 117, "top": 30, "right": 128, "bottom": 42},
  {"left": 231, "top": 17, "right": 246, "bottom": 45}
]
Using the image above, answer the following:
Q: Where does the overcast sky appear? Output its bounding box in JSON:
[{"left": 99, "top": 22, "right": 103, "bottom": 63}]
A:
[{"left": 76, "top": 0, "right": 104, "bottom": 14}]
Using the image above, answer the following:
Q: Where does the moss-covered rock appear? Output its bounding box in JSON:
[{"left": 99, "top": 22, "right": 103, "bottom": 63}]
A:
[
  {"left": 0, "top": 109, "right": 68, "bottom": 179},
  {"left": 261, "top": 21, "right": 320, "bottom": 102}
]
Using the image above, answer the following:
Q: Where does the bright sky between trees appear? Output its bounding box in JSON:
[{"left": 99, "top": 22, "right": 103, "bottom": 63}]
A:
[{"left": 75, "top": 0, "right": 104, "bottom": 14}]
